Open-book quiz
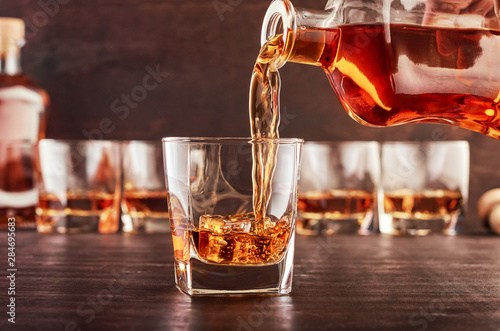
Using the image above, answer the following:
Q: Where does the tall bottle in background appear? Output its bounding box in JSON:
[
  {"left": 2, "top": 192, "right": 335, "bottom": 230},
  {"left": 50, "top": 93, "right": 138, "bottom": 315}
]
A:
[{"left": 0, "top": 18, "right": 50, "bottom": 229}]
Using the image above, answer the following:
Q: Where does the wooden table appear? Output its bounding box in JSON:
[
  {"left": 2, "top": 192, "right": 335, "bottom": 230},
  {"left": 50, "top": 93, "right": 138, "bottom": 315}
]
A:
[{"left": 2, "top": 231, "right": 500, "bottom": 330}]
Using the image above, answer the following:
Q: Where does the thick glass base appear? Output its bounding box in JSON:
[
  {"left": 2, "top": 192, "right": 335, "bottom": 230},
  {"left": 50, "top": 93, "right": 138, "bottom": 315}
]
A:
[
  {"left": 379, "top": 214, "right": 460, "bottom": 236},
  {"left": 36, "top": 215, "right": 101, "bottom": 233},
  {"left": 121, "top": 214, "right": 170, "bottom": 233},
  {"left": 174, "top": 233, "right": 295, "bottom": 296},
  {"left": 36, "top": 213, "right": 119, "bottom": 233},
  {"left": 296, "top": 214, "right": 375, "bottom": 236}
]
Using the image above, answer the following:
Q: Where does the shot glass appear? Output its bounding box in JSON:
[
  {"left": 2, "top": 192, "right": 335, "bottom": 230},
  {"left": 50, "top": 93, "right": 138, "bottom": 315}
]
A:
[
  {"left": 36, "top": 140, "right": 121, "bottom": 234},
  {"left": 297, "top": 141, "right": 380, "bottom": 235},
  {"left": 379, "top": 141, "right": 469, "bottom": 236},
  {"left": 0, "top": 140, "right": 38, "bottom": 229},
  {"left": 121, "top": 141, "right": 169, "bottom": 233},
  {"left": 162, "top": 137, "right": 303, "bottom": 295}
]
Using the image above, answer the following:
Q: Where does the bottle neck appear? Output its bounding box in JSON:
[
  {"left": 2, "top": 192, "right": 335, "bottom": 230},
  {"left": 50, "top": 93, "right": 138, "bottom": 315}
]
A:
[
  {"left": 261, "top": 0, "right": 332, "bottom": 69},
  {"left": 0, "top": 39, "right": 22, "bottom": 75}
]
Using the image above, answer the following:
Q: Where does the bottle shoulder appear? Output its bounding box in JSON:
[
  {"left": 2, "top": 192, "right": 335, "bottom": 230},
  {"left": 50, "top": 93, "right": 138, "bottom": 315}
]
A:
[
  {"left": 0, "top": 74, "right": 36, "bottom": 88},
  {"left": 0, "top": 74, "right": 50, "bottom": 106}
]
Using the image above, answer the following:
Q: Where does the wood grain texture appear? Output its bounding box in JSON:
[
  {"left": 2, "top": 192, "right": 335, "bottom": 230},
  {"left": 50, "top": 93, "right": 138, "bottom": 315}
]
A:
[
  {"left": 1, "top": 232, "right": 499, "bottom": 330},
  {"left": 1, "top": 0, "right": 500, "bottom": 231}
]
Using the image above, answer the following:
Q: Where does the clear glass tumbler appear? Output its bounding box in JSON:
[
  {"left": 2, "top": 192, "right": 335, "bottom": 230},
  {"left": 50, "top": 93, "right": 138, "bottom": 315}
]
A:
[
  {"left": 379, "top": 141, "right": 469, "bottom": 236},
  {"left": 298, "top": 141, "right": 380, "bottom": 235},
  {"left": 36, "top": 140, "right": 121, "bottom": 234},
  {"left": 121, "top": 141, "right": 169, "bottom": 233},
  {"left": 162, "top": 137, "right": 302, "bottom": 295}
]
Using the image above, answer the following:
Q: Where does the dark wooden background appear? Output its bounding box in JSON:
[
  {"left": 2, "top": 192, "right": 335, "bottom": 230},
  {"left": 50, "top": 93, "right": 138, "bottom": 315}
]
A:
[{"left": 2, "top": 0, "right": 500, "bottom": 232}]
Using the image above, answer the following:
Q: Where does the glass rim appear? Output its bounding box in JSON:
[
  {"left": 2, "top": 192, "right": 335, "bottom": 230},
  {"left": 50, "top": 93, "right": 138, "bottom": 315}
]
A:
[
  {"left": 121, "top": 140, "right": 161, "bottom": 144},
  {"left": 161, "top": 137, "right": 304, "bottom": 144},
  {"left": 40, "top": 139, "right": 121, "bottom": 146},
  {"left": 304, "top": 140, "right": 379, "bottom": 145},
  {"left": 381, "top": 140, "right": 469, "bottom": 146}
]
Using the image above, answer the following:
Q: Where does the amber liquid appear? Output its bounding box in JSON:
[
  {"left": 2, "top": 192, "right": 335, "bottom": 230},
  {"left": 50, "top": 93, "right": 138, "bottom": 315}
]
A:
[
  {"left": 248, "top": 35, "right": 284, "bottom": 234},
  {"left": 384, "top": 189, "right": 463, "bottom": 220},
  {"left": 38, "top": 191, "right": 115, "bottom": 215},
  {"left": 297, "top": 189, "right": 375, "bottom": 235},
  {"left": 36, "top": 191, "right": 118, "bottom": 233},
  {"left": 288, "top": 24, "right": 500, "bottom": 139},
  {"left": 298, "top": 189, "right": 375, "bottom": 220},
  {"left": 123, "top": 190, "right": 169, "bottom": 218},
  {"left": 193, "top": 213, "right": 290, "bottom": 265}
]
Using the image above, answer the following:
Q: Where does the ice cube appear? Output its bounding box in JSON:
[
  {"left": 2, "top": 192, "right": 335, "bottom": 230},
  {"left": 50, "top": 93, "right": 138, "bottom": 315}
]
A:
[{"left": 199, "top": 213, "right": 254, "bottom": 234}]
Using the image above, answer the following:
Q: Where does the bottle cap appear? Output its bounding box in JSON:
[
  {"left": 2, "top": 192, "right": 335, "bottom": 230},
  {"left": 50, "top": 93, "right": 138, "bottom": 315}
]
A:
[{"left": 0, "top": 18, "right": 25, "bottom": 41}]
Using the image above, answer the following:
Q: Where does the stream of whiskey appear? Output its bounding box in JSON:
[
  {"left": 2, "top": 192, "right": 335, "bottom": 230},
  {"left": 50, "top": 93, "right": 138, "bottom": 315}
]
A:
[{"left": 189, "top": 36, "right": 289, "bottom": 265}]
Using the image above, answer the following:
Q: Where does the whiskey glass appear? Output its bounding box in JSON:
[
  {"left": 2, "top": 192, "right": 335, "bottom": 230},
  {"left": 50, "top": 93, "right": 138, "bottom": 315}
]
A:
[
  {"left": 36, "top": 140, "right": 121, "bottom": 234},
  {"left": 162, "top": 137, "right": 302, "bottom": 295},
  {"left": 121, "top": 141, "right": 169, "bottom": 233},
  {"left": 379, "top": 141, "right": 469, "bottom": 236},
  {"left": 298, "top": 141, "right": 380, "bottom": 235}
]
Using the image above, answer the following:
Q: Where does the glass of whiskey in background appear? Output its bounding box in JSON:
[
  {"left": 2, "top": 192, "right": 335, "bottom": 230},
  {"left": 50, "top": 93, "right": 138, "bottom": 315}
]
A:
[
  {"left": 379, "top": 141, "right": 469, "bottom": 236},
  {"left": 36, "top": 140, "right": 121, "bottom": 234},
  {"left": 0, "top": 141, "right": 38, "bottom": 230},
  {"left": 162, "top": 137, "right": 302, "bottom": 295},
  {"left": 121, "top": 141, "right": 169, "bottom": 233},
  {"left": 297, "top": 141, "right": 380, "bottom": 235}
]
